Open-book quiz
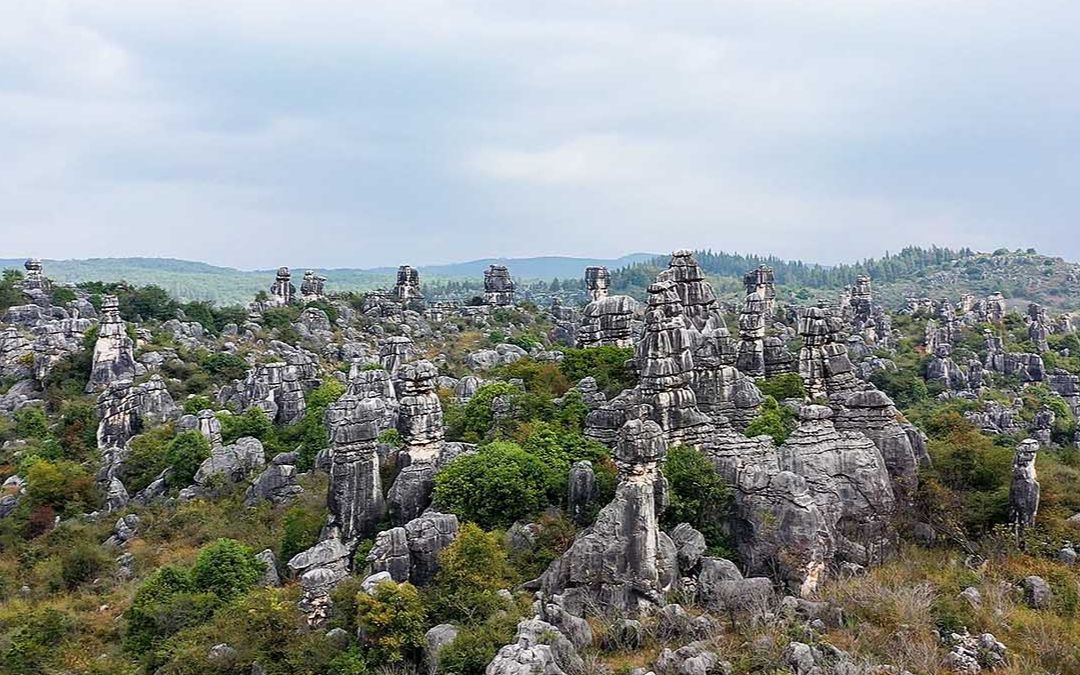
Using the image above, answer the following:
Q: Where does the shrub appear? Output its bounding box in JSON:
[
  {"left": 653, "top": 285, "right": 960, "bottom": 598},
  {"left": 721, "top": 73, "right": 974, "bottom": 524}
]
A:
[
  {"left": 201, "top": 352, "right": 249, "bottom": 383},
  {"left": 60, "top": 541, "right": 113, "bottom": 589},
  {"left": 181, "top": 395, "right": 215, "bottom": 415},
  {"left": 278, "top": 505, "right": 324, "bottom": 564},
  {"left": 125, "top": 565, "right": 213, "bottom": 656},
  {"left": 55, "top": 400, "right": 98, "bottom": 460},
  {"left": 558, "top": 346, "right": 635, "bottom": 397},
  {"left": 520, "top": 423, "right": 611, "bottom": 504},
  {"left": 355, "top": 581, "right": 427, "bottom": 663},
  {"left": 164, "top": 431, "right": 211, "bottom": 489},
  {"left": 24, "top": 458, "right": 96, "bottom": 513},
  {"left": 262, "top": 306, "right": 301, "bottom": 330},
  {"left": 14, "top": 406, "right": 49, "bottom": 440},
  {"left": 219, "top": 407, "right": 275, "bottom": 446},
  {"left": 433, "top": 441, "right": 548, "bottom": 529},
  {"left": 190, "top": 538, "right": 263, "bottom": 601},
  {"left": 744, "top": 395, "right": 796, "bottom": 445},
  {"left": 870, "top": 368, "right": 929, "bottom": 410},
  {"left": 756, "top": 373, "right": 806, "bottom": 400},
  {"left": 430, "top": 523, "right": 511, "bottom": 624},
  {"left": 661, "top": 444, "right": 732, "bottom": 554},
  {"left": 448, "top": 382, "right": 519, "bottom": 443},
  {"left": 123, "top": 425, "right": 176, "bottom": 494},
  {"left": 438, "top": 615, "right": 519, "bottom": 675}
]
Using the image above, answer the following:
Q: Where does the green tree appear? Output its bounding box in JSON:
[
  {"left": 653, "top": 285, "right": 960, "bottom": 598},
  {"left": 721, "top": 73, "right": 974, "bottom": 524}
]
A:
[
  {"left": 744, "top": 396, "right": 796, "bottom": 445},
  {"left": 430, "top": 523, "right": 511, "bottom": 623},
  {"left": 164, "top": 431, "right": 211, "bottom": 489},
  {"left": 24, "top": 459, "right": 97, "bottom": 513},
  {"left": 355, "top": 581, "right": 427, "bottom": 663},
  {"left": 190, "top": 538, "right": 263, "bottom": 601},
  {"left": 558, "top": 346, "right": 635, "bottom": 397},
  {"left": 661, "top": 444, "right": 731, "bottom": 553},
  {"left": 756, "top": 373, "right": 806, "bottom": 400},
  {"left": 14, "top": 406, "right": 49, "bottom": 440},
  {"left": 433, "top": 441, "right": 548, "bottom": 529}
]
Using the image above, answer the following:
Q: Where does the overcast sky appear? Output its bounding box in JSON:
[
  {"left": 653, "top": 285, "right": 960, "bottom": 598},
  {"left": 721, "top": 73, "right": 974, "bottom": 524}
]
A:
[{"left": 2, "top": 1, "right": 1079, "bottom": 269}]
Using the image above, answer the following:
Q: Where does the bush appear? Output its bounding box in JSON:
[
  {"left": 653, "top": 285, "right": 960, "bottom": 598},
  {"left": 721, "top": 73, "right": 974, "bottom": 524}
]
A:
[
  {"left": 14, "top": 406, "right": 49, "bottom": 440},
  {"left": 55, "top": 401, "right": 98, "bottom": 460},
  {"left": 24, "top": 458, "right": 97, "bottom": 513},
  {"left": 661, "top": 444, "right": 732, "bottom": 554},
  {"left": 181, "top": 395, "right": 215, "bottom": 415},
  {"left": 430, "top": 523, "right": 511, "bottom": 624},
  {"left": 744, "top": 396, "right": 796, "bottom": 445},
  {"left": 190, "top": 538, "right": 263, "bottom": 601},
  {"left": 447, "top": 382, "right": 519, "bottom": 443},
  {"left": 520, "top": 423, "right": 612, "bottom": 504},
  {"left": 125, "top": 565, "right": 213, "bottom": 656},
  {"left": 433, "top": 441, "right": 549, "bottom": 529},
  {"left": 123, "top": 425, "right": 176, "bottom": 494},
  {"left": 164, "top": 431, "right": 211, "bottom": 489},
  {"left": 201, "top": 352, "right": 249, "bottom": 383},
  {"left": 438, "top": 615, "right": 519, "bottom": 675},
  {"left": 219, "top": 407, "right": 275, "bottom": 446},
  {"left": 869, "top": 368, "right": 929, "bottom": 410},
  {"left": 355, "top": 581, "right": 427, "bottom": 663},
  {"left": 558, "top": 346, "right": 635, "bottom": 397},
  {"left": 756, "top": 373, "right": 806, "bottom": 400},
  {"left": 278, "top": 505, "right": 324, "bottom": 564},
  {"left": 60, "top": 541, "right": 113, "bottom": 589},
  {"left": 262, "top": 306, "right": 301, "bottom": 330}
]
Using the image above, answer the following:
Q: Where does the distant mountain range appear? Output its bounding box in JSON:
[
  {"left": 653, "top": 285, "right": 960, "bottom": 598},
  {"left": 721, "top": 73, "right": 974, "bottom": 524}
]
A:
[{"left": 0, "top": 254, "right": 657, "bottom": 305}]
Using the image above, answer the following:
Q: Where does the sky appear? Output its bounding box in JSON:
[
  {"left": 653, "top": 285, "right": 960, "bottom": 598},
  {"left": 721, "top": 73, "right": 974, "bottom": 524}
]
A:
[{"left": 2, "top": 1, "right": 1079, "bottom": 269}]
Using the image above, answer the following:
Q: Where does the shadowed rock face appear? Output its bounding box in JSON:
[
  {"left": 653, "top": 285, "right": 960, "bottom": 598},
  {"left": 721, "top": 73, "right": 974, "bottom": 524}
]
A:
[
  {"left": 87, "top": 296, "right": 137, "bottom": 392},
  {"left": 539, "top": 419, "right": 677, "bottom": 614},
  {"left": 1009, "top": 439, "right": 1040, "bottom": 528},
  {"left": 691, "top": 364, "right": 763, "bottom": 432},
  {"left": 378, "top": 335, "right": 416, "bottom": 374},
  {"left": 834, "top": 389, "right": 924, "bottom": 502},
  {"left": 325, "top": 395, "right": 387, "bottom": 543},
  {"left": 483, "top": 264, "right": 516, "bottom": 306},
  {"left": 735, "top": 288, "right": 767, "bottom": 378}
]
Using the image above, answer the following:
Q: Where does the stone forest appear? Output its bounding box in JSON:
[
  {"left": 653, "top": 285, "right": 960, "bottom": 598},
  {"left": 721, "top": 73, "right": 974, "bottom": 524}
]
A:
[{"left": 2, "top": 250, "right": 1080, "bottom": 675}]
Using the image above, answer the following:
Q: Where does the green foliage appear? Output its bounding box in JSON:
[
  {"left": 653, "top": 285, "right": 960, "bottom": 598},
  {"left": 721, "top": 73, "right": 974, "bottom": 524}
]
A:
[
  {"left": 200, "top": 352, "right": 249, "bottom": 383},
  {"left": 433, "top": 441, "right": 549, "bottom": 529},
  {"left": 446, "top": 381, "right": 519, "bottom": 443},
  {"left": 14, "top": 406, "right": 49, "bottom": 440},
  {"left": 23, "top": 458, "right": 97, "bottom": 514},
  {"left": 520, "top": 422, "right": 612, "bottom": 504},
  {"left": 124, "top": 565, "right": 213, "bottom": 657},
  {"left": 280, "top": 378, "right": 344, "bottom": 471},
  {"left": 756, "top": 373, "right": 806, "bottom": 400},
  {"left": 261, "top": 306, "right": 301, "bottom": 330},
  {"left": 744, "top": 396, "right": 796, "bottom": 445},
  {"left": 661, "top": 444, "right": 732, "bottom": 555},
  {"left": 0, "top": 268, "right": 25, "bottom": 314},
  {"left": 437, "top": 613, "right": 519, "bottom": 675},
  {"left": 558, "top": 346, "right": 635, "bottom": 397},
  {"left": 355, "top": 581, "right": 427, "bottom": 663},
  {"left": 304, "top": 299, "right": 339, "bottom": 325},
  {"left": 869, "top": 368, "right": 929, "bottom": 410},
  {"left": 164, "top": 431, "right": 211, "bottom": 489},
  {"left": 219, "top": 407, "right": 275, "bottom": 446},
  {"left": 429, "top": 523, "right": 511, "bottom": 624},
  {"left": 2, "top": 608, "right": 73, "bottom": 675},
  {"left": 278, "top": 505, "right": 324, "bottom": 564},
  {"left": 60, "top": 541, "right": 113, "bottom": 589},
  {"left": 55, "top": 400, "right": 98, "bottom": 461},
  {"left": 123, "top": 425, "right": 177, "bottom": 494},
  {"left": 190, "top": 538, "right": 264, "bottom": 601},
  {"left": 493, "top": 358, "right": 570, "bottom": 397},
  {"left": 181, "top": 395, "right": 215, "bottom": 415},
  {"left": 376, "top": 428, "right": 403, "bottom": 448}
]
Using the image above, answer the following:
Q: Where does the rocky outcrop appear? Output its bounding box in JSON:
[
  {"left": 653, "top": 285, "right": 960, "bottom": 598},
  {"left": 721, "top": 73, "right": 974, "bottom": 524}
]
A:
[
  {"left": 366, "top": 512, "right": 459, "bottom": 585},
  {"left": 576, "top": 295, "right": 640, "bottom": 348},
  {"left": 345, "top": 366, "right": 399, "bottom": 432},
  {"left": 925, "top": 343, "right": 969, "bottom": 391},
  {"left": 797, "top": 306, "right": 860, "bottom": 403},
  {"left": 734, "top": 288, "right": 767, "bottom": 378},
  {"left": 567, "top": 461, "right": 597, "bottom": 525},
  {"left": 663, "top": 250, "right": 726, "bottom": 335},
  {"left": 244, "top": 453, "right": 304, "bottom": 506},
  {"left": 834, "top": 389, "right": 926, "bottom": 500},
  {"left": 1026, "top": 303, "right": 1050, "bottom": 353},
  {"left": 325, "top": 394, "right": 386, "bottom": 542},
  {"left": 378, "top": 336, "right": 416, "bottom": 374},
  {"left": 268, "top": 267, "right": 296, "bottom": 306},
  {"left": 1009, "top": 439, "right": 1040, "bottom": 529},
  {"left": 777, "top": 406, "right": 896, "bottom": 566},
  {"left": 985, "top": 331, "right": 1045, "bottom": 382},
  {"left": 87, "top": 296, "right": 137, "bottom": 392},
  {"left": 300, "top": 270, "right": 326, "bottom": 300},
  {"left": 218, "top": 343, "right": 316, "bottom": 425},
  {"left": 983, "top": 292, "right": 1007, "bottom": 324},
  {"left": 394, "top": 265, "right": 423, "bottom": 304},
  {"left": 636, "top": 280, "right": 713, "bottom": 446},
  {"left": 691, "top": 364, "right": 762, "bottom": 432},
  {"left": 486, "top": 617, "right": 582, "bottom": 675},
  {"left": 396, "top": 360, "right": 444, "bottom": 461},
  {"left": 21, "top": 258, "right": 49, "bottom": 293},
  {"left": 538, "top": 419, "right": 678, "bottom": 614},
  {"left": 585, "top": 266, "right": 610, "bottom": 302},
  {"left": 744, "top": 265, "right": 777, "bottom": 321},
  {"left": 192, "top": 437, "right": 266, "bottom": 487},
  {"left": 483, "top": 265, "right": 516, "bottom": 306}
]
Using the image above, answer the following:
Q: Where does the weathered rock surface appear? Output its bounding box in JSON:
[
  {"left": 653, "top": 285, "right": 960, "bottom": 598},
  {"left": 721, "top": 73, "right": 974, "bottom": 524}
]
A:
[
  {"left": 87, "top": 296, "right": 137, "bottom": 392},
  {"left": 325, "top": 394, "right": 386, "bottom": 542},
  {"left": 1009, "top": 439, "right": 1040, "bottom": 528},
  {"left": 483, "top": 265, "right": 516, "bottom": 306}
]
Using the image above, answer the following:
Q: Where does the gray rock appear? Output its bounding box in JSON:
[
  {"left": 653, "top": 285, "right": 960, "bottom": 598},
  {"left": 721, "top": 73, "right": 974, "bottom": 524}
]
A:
[
  {"left": 670, "top": 523, "right": 706, "bottom": 571},
  {"left": 654, "top": 640, "right": 731, "bottom": 675},
  {"left": 255, "top": 549, "right": 281, "bottom": 587},
  {"left": 1009, "top": 439, "right": 1040, "bottom": 528},
  {"left": 567, "top": 461, "right": 597, "bottom": 525},
  {"left": 86, "top": 296, "right": 137, "bottom": 392},
  {"left": 483, "top": 265, "right": 516, "bottom": 306},
  {"left": 424, "top": 624, "right": 459, "bottom": 671},
  {"left": 193, "top": 437, "right": 266, "bottom": 486},
  {"left": 1021, "top": 575, "right": 1051, "bottom": 609},
  {"left": 325, "top": 394, "right": 386, "bottom": 541},
  {"left": 207, "top": 643, "right": 238, "bottom": 669}
]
